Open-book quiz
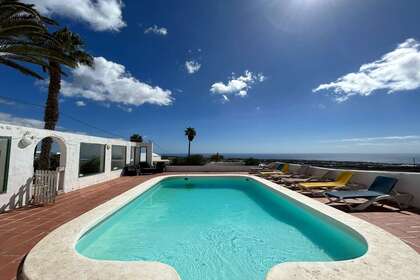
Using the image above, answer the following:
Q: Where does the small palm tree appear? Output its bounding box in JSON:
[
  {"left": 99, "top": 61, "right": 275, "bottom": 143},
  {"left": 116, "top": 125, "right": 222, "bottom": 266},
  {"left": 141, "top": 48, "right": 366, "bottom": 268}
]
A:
[
  {"left": 0, "top": 0, "right": 75, "bottom": 79},
  {"left": 38, "top": 28, "right": 93, "bottom": 169},
  {"left": 184, "top": 127, "right": 196, "bottom": 157},
  {"left": 130, "top": 134, "right": 143, "bottom": 143}
]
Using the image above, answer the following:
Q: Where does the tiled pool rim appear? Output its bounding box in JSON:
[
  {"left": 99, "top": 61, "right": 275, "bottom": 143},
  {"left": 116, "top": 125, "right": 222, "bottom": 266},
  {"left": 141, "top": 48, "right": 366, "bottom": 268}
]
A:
[{"left": 22, "top": 174, "right": 420, "bottom": 280}]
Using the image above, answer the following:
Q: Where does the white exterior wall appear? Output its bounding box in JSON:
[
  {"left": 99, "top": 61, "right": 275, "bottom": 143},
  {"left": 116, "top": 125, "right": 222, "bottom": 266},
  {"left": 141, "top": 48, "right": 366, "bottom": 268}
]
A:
[
  {"left": 152, "top": 153, "right": 161, "bottom": 162},
  {"left": 288, "top": 164, "right": 420, "bottom": 208},
  {"left": 0, "top": 123, "right": 152, "bottom": 212}
]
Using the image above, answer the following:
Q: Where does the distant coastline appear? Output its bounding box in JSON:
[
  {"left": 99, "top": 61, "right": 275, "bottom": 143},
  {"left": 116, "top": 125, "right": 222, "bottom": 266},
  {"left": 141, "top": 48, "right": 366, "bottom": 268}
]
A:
[
  {"left": 164, "top": 153, "right": 420, "bottom": 164},
  {"left": 163, "top": 153, "right": 420, "bottom": 172}
]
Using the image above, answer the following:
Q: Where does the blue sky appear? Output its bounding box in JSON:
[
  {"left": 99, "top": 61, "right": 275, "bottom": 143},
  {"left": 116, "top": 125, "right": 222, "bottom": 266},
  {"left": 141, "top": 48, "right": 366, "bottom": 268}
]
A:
[{"left": 2, "top": 0, "right": 420, "bottom": 154}]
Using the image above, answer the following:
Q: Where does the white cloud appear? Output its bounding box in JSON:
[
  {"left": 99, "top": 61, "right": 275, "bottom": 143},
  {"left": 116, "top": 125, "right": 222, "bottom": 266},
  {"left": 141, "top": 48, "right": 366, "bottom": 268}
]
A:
[
  {"left": 144, "top": 25, "right": 168, "bottom": 36},
  {"left": 210, "top": 71, "right": 266, "bottom": 100},
  {"left": 185, "top": 60, "right": 201, "bottom": 74},
  {"left": 0, "top": 113, "right": 44, "bottom": 128},
  {"left": 314, "top": 38, "right": 420, "bottom": 102},
  {"left": 323, "top": 135, "right": 420, "bottom": 143},
  {"left": 23, "top": 0, "right": 126, "bottom": 31},
  {"left": 117, "top": 105, "right": 133, "bottom": 112},
  {"left": 0, "top": 114, "right": 91, "bottom": 135},
  {"left": 61, "top": 56, "right": 173, "bottom": 107},
  {"left": 320, "top": 135, "right": 420, "bottom": 152},
  {"left": 0, "top": 98, "right": 16, "bottom": 106},
  {"left": 75, "top": 101, "right": 86, "bottom": 107}
]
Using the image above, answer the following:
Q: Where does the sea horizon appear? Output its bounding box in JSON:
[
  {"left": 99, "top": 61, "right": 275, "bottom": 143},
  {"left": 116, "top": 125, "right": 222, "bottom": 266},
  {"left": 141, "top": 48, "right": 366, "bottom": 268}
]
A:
[{"left": 162, "top": 153, "right": 420, "bottom": 165}]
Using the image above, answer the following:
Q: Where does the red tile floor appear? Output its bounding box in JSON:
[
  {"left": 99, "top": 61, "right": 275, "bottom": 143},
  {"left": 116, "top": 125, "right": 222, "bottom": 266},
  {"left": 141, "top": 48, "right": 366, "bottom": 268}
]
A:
[
  {"left": 0, "top": 175, "right": 157, "bottom": 280},
  {"left": 0, "top": 174, "right": 419, "bottom": 280},
  {"left": 315, "top": 197, "right": 420, "bottom": 253}
]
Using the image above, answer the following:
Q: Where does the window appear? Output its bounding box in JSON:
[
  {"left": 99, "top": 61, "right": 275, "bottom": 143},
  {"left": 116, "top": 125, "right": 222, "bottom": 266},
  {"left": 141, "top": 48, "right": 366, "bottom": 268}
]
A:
[
  {"left": 129, "top": 146, "right": 148, "bottom": 165},
  {"left": 79, "top": 143, "right": 105, "bottom": 177},
  {"left": 0, "top": 137, "right": 11, "bottom": 193},
  {"left": 131, "top": 146, "right": 142, "bottom": 165},
  {"left": 112, "top": 145, "right": 126, "bottom": 170},
  {"left": 130, "top": 146, "right": 135, "bottom": 164},
  {"left": 139, "top": 147, "right": 147, "bottom": 162}
]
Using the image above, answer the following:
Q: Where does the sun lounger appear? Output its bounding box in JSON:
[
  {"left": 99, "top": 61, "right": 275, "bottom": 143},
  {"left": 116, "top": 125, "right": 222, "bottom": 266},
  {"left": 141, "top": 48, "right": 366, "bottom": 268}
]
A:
[
  {"left": 298, "top": 171, "right": 353, "bottom": 194},
  {"left": 268, "top": 165, "right": 310, "bottom": 179},
  {"left": 324, "top": 176, "right": 405, "bottom": 211},
  {"left": 280, "top": 170, "right": 332, "bottom": 186},
  {"left": 258, "top": 163, "right": 289, "bottom": 177},
  {"left": 249, "top": 162, "right": 281, "bottom": 174}
]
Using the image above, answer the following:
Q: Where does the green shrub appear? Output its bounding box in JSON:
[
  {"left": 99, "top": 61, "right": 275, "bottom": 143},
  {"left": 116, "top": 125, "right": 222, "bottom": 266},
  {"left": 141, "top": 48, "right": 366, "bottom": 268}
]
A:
[
  {"left": 185, "top": 155, "right": 206, "bottom": 165},
  {"left": 210, "top": 153, "right": 224, "bottom": 162},
  {"left": 170, "top": 155, "right": 207, "bottom": 165},
  {"left": 244, "top": 157, "right": 260, "bottom": 166}
]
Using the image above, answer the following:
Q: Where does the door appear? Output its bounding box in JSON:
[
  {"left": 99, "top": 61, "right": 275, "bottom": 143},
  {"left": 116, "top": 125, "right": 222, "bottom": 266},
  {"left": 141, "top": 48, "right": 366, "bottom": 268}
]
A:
[{"left": 0, "top": 137, "right": 11, "bottom": 193}]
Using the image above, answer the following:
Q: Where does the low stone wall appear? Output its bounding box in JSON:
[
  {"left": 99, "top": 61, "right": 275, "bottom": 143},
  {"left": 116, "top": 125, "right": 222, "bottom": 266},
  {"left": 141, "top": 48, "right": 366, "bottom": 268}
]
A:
[{"left": 166, "top": 165, "right": 257, "bottom": 172}]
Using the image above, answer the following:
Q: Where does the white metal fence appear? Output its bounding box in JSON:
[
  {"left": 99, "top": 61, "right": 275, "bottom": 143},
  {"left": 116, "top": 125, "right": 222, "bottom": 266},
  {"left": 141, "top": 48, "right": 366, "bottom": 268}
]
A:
[{"left": 32, "top": 169, "right": 60, "bottom": 205}]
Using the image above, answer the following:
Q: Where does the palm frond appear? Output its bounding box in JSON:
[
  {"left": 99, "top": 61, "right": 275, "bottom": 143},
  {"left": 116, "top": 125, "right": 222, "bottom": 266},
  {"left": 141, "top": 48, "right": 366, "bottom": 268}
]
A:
[
  {"left": 50, "top": 27, "right": 94, "bottom": 69},
  {"left": 0, "top": 1, "right": 93, "bottom": 80},
  {"left": 0, "top": 56, "right": 44, "bottom": 79},
  {"left": 1, "top": 52, "right": 51, "bottom": 68},
  {"left": 0, "top": 0, "right": 65, "bottom": 78},
  {"left": 1, "top": 41, "right": 78, "bottom": 68}
]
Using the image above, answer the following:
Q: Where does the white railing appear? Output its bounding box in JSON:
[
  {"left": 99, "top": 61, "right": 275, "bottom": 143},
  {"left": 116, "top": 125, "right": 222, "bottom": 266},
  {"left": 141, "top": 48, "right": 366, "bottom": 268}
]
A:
[{"left": 32, "top": 169, "right": 60, "bottom": 205}]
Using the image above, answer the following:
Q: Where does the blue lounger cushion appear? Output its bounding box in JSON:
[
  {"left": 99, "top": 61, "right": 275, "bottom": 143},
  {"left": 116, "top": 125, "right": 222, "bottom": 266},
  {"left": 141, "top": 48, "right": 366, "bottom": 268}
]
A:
[
  {"left": 325, "top": 176, "right": 398, "bottom": 199},
  {"left": 325, "top": 190, "right": 387, "bottom": 199},
  {"left": 276, "top": 163, "right": 284, "bottom": 170}
]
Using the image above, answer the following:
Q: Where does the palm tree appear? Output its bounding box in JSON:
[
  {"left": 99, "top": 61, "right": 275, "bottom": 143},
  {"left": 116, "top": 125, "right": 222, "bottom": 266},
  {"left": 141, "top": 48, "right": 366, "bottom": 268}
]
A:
[
  {"left": 184, "top": 127, "right": 196, "bottom": 157},
  {"left": 1, "top": 1, "right": 87, "bottom": 169},
  {"left": 0, "top": 0, "right": 75, "bottom": 79},
  {"left": 130, "top": 134, "right": 143, "bottom": 143},
  {"left": 38, "top": 28, "right": 93, "bottom": 169}
]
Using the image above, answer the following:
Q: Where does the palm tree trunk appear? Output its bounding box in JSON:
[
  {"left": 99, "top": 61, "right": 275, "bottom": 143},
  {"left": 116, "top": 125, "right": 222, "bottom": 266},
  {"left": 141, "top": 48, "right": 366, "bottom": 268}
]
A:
[
  {"left": 38, "top": 61, "right": 61, "bottom": 170},
  {"left": 188, "top": 141, "right": 191, "bottom": 157}
]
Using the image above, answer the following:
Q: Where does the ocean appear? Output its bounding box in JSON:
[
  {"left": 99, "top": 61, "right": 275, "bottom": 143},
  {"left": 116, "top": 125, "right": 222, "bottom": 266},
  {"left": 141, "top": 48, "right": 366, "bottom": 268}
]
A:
[{"left": 163, "top": 153, "right": 420, "bottom": 165}]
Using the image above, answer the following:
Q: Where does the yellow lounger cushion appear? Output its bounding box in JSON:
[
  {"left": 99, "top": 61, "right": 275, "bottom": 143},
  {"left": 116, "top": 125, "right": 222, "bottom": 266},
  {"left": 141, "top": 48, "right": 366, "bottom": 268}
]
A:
[
  {"left": 299, "top": 171, "right": 353, "bottom": 189},
  {"left": 260, "top": 171, "right": 285, "bottom": 175},
  {"left": 298, "top": 182, "right": 347, "bottom": 189}
]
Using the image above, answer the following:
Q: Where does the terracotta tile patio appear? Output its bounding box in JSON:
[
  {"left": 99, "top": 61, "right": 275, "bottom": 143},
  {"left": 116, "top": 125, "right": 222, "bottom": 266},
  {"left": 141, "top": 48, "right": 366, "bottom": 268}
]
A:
[
  {"left": 0, "top": 174, "right": 419, "bottom": 280},
  {"left": 315, "top": 197, "right": 420, "bottom": 253},
  {"left": 0, "top": 175, "right": 158, "bottom": 280}
]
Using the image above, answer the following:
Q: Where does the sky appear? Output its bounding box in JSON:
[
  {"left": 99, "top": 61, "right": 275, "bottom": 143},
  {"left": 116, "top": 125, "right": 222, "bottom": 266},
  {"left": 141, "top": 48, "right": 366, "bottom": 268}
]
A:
[{"left": 1, "top": 0, "right": 420, "bottom": 154}]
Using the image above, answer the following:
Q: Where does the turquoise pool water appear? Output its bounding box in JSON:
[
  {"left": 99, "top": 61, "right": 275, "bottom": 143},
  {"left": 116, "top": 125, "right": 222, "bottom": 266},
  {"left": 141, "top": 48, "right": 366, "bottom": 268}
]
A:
[{"left": 76, "top": 176, "right": 367, "bottom": 280}]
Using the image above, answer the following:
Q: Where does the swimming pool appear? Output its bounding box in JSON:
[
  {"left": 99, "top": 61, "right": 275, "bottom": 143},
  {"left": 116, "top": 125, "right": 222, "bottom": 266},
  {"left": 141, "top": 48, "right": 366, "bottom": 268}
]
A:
[{"left": 76, "top": 176, "right": 367, "bottom": 280}]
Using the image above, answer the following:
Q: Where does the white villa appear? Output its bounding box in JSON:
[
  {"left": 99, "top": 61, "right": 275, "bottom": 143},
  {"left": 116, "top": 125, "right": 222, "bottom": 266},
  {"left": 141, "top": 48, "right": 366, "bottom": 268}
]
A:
[{"left": 0, "top": 123, "right": 156, "bottom": 212}]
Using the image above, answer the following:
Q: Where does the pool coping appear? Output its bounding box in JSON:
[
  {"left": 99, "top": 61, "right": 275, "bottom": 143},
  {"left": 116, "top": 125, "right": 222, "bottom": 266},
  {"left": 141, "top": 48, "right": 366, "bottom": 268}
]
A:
[{"left": 22, "top": 174, "right": 420, "bottom": 280}]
